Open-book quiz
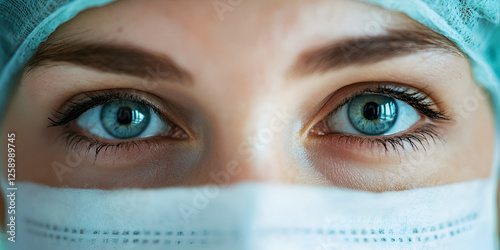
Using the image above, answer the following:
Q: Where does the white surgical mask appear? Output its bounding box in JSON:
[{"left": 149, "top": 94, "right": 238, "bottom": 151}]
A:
[{"left": 6, "top": 174, "right": 498, "bottom": 250}]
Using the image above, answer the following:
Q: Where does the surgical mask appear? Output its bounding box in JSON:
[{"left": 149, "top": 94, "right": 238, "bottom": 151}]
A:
[{"left": 7, "top": 174, "right": 498, "bottom": 250}]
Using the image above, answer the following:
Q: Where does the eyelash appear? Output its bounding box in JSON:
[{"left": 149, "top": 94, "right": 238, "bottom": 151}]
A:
[
  {"left": 50, "top": 85, "right": 450, "bottom": 157},
  {"left": 312, "top": 85, "right": 451, "bottom": 152},
  {"left": 49, "top": 90, "right": 173, "bottom": 157},
  {"left": 325, "top": 124, "right": 444, "bottom": 153},
  {"left": 49, "top": 91, "right": 166, "bottom": 127},
  {"left": 58, "top": 127, "right": 161, "bottom": 157}
]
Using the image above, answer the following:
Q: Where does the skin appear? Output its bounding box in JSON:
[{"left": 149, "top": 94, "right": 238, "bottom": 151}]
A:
[{"left": 0, "top": 0, "right": 495, "bottom": 194}]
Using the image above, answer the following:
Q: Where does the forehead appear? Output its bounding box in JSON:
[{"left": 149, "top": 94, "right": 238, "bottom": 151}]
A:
[
  {"left": 46, "top": 0, "right": 421, "bottom": 85},
  {"left": 52, "top": 0, "right": 413, "bottom": 54}
]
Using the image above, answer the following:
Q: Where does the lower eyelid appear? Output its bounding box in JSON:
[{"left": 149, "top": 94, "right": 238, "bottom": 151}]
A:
[
  {"left": 307, "top": 124, "right": 444, "bottom": 160},
  {"left": 58, "top": 128, "right": 175, "bottom": 163}
]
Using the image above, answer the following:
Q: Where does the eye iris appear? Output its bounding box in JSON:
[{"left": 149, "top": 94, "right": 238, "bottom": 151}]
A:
[
  {"left": 348, "top": 94, "right": 398, "bottom": 135},
  {"left": 100, "top": 100, "right": 151, "bottom": 139}
]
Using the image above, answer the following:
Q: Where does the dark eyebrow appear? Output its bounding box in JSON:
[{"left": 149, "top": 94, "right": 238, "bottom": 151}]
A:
[
  {"left": 26, "top": 42, "right": 193, "bottom": 85},
  {"left": 288, "top": 29, "right": 463, "bottom": 78}
]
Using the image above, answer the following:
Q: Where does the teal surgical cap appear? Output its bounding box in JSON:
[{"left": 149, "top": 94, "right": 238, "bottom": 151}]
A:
[
  {"left": 0, "top": 0, "right": 116, "bottom": 122},
  {"left": 0, "top": 0, "right": 500, "bottom": 142}
]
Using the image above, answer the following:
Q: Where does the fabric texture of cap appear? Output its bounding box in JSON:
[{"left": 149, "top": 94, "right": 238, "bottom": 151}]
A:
[{"left": 0, "top": 0, "right": 116, "bottom": 122}]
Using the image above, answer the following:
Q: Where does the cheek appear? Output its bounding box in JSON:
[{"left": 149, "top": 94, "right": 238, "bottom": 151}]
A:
[
  {"left": 439, "top": 92, "right": 495, "bottom": 183},
  {"left": 299, "top": 91, "right": 496, "bottom": 192},
  {"left": 2, "top": 89, "right": 69, "bottom": 186},
  {"left": 466, "top": 101, "right": 495, "bottom": 176}
]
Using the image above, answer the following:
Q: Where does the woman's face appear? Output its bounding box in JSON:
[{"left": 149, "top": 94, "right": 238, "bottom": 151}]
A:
[{"left": 1, "top": 0, "right": 495, "bottom": 191}]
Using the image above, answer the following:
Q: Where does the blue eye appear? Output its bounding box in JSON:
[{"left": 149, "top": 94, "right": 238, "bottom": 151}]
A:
[
  {"left": 100, "top": 100, "right": 151, "bottom": 139},
  {"left": 76, "top": 99, "right": 171, "bottom": 140},
  {"left": 348, "top": 95, "right": 397, "bottom": 135},
  {"left": 327, "top": 94, "right": 420, "bottom": 136}
]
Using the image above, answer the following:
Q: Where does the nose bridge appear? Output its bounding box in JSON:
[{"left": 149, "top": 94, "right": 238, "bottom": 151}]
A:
[
  {"left": 207, "top": 94, "right": 296, "bottom": 185},
  {"left": 195, "top": 34, "right": 298, "bottom": 184}
]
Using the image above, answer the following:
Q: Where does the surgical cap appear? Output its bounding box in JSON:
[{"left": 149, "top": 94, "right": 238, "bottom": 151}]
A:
[
  {"left": 0, "top": 0, "right": 115, "bottom": 122},
  {"left": 0, "top": 1, "right": 499, "bottom": 145}
]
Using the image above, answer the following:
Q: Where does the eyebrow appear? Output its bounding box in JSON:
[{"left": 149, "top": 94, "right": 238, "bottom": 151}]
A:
[
  {"left": 288, "top": 29, "right": 463, "bottom": 78},
  {"left": 27, "top": 29, "right": 461, "bottom": 83},
  {"left": 26, "top": 42, "right": 193, "bottom": 85}
]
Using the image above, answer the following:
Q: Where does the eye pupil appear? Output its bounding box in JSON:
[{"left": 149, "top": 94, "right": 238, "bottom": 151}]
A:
[
  {"left": 362, "top": 102, "right": 379, "bottom": 120},
  {"left": 116, "top": 107, "right": 133, "bottom": 125}
]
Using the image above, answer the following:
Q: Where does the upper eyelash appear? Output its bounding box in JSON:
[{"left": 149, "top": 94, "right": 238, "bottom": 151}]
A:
[
  {"left": 329, "top": 85, "right": 451, "bottom": 122},
  {"left": 308, "top": 84, "right": 451, "bottom": 153},
  {"left": 51, "top": 85, "right": 447, "bottom": 156},
  {"left": 49, "top": 90, "right": 175, "bottom": 158},
  {"left": 48, "top": 90, "right": 165, "bottom": 128}
]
